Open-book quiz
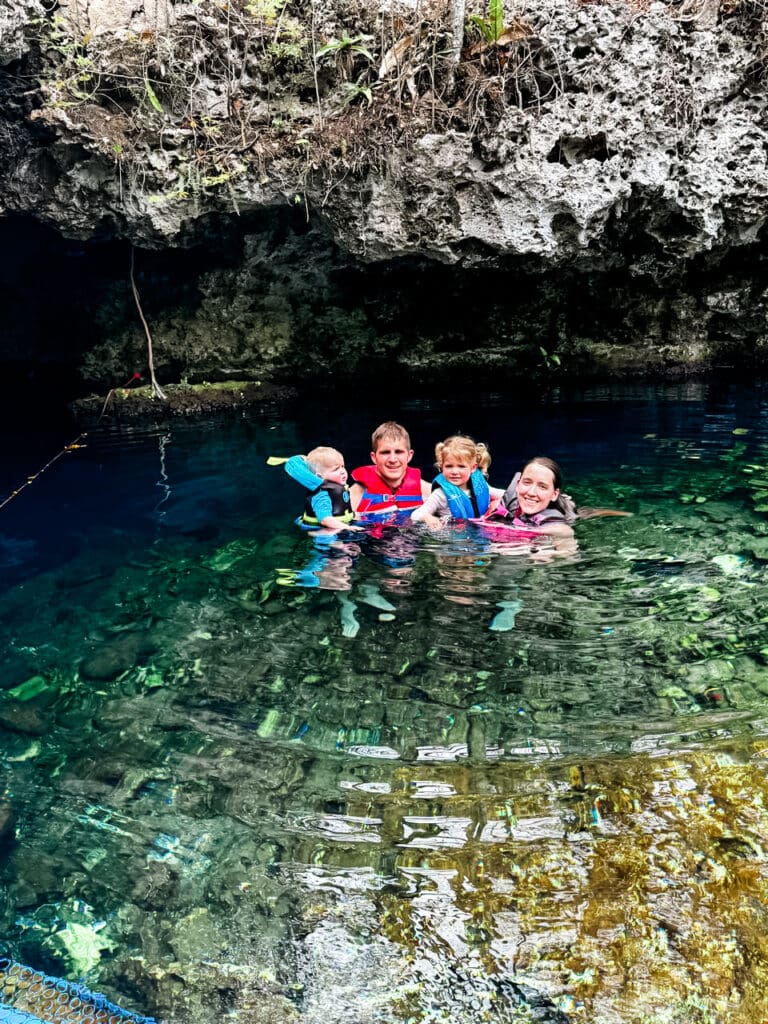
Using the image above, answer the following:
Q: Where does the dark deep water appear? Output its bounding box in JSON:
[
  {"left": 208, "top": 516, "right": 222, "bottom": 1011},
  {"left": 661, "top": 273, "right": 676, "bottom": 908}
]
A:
[{"left": 2, "top": 380, "right": 768, "bottom": 1023}]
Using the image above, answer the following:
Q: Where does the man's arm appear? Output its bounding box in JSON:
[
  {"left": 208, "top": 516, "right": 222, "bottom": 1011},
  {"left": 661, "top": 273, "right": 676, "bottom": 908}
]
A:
[{"left": 349, "top": 481, "right": 365, "bottom": 512}]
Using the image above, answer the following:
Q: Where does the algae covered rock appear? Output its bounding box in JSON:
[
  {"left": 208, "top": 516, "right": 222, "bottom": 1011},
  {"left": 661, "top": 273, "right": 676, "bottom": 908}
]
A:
[
  {"left": 120, "top": 955, "right": 300, "bottom": 1024},
  {"left": 80, "top": 631, "right": 158, "bottom": 681}
]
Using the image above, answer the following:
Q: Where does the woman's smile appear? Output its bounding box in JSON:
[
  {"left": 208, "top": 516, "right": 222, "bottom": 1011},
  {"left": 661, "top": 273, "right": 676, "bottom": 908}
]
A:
[{"left": 516, "top": 463, "right": 560, "bottom": 515}]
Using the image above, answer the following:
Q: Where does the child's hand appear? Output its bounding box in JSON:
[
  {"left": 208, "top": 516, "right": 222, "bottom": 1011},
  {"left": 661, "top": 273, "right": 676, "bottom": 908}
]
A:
[
  {"left": 420, "top": 514, "right": 446, "bottom": 529},
  {"left": 319, "top": 517, "right": 364, "bottom": 532}
]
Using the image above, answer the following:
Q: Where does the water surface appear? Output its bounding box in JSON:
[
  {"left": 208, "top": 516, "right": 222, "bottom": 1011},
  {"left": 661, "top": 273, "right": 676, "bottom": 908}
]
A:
[{"left": 2, "top": 381, "right": 768, "bottom": 1023}]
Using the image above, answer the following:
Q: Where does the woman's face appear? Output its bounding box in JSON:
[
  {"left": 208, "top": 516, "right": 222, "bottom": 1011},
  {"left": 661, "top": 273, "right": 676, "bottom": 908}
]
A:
[
  {"left": 516, "top": 462, "right": 559, "bottom": 516},
  {"left": 441, "top": 456, "right": 476, "bottom": 489}
]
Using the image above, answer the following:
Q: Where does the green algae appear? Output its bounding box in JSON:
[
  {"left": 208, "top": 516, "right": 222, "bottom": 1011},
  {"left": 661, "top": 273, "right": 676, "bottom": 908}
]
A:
[{"left": 6, "top": 675, "right": 51, "bottom": 701}]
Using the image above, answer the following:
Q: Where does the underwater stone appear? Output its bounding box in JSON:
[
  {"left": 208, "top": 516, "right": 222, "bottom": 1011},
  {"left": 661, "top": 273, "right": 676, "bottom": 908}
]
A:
[
  {"left": 48, "top": 920, "right": 117, "bottom": 975},
  {"left": 683, "top": 659, "right": 735, "bottom": 693},
  {"left": 695, "top": 502, "right": 737, "bottom": 523},
  {"left": 0, "top": 704, "right": 48, "bottom": 736},
  {"left": 711, "top": 553, "right": 746, "bottom": 576},
  {"left": 168, "top": 907, "right": 227, "bottom": 962},
  {"left": 562, "top": 684, "right": 592, "bottom": 705},
  {"left": 732, "top": 656, "right": 768, "bottom": 696},
  {"left": 80, "top": 631, "right": 157, "bottom": 681},
  {"left": 120, "top": 955, "right": 300, "bottom": 1024},
  {"left": 131, "top": 861, "right": 181, "bottom": 911},
  {"left": 11, "top": 848, "right": 59, "bottom": 899}
]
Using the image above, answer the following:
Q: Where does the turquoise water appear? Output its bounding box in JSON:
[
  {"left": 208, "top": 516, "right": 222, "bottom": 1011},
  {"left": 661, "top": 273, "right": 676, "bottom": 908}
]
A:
[{"left": 2, "top": 382, "right": 768, "bottom": 1023}]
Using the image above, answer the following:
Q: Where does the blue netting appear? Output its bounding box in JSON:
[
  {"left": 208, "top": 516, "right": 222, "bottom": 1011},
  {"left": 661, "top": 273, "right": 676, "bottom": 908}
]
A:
[
  {"left": 0, "top": 1008, "right": 43, "bottom": 1024},
  {"left": 0, "top": 959, "right": 158, "bottom": 1024}
]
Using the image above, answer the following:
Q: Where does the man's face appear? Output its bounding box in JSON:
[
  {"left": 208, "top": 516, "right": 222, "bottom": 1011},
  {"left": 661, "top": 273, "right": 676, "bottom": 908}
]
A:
[{"left": 371, "top": 438, "right": 414, "bottom": 488}]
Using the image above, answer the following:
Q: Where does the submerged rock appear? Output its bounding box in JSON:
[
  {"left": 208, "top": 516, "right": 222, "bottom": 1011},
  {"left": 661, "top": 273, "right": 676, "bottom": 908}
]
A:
[
  {"left": 80, "top": 631, "right": 157, "bottom": 681},
  {"left": 120, "top": 956, "right": 301, "bottom": 1024},
  {"left": 0, "top": 703, "right": 48, "bottom": 736}
]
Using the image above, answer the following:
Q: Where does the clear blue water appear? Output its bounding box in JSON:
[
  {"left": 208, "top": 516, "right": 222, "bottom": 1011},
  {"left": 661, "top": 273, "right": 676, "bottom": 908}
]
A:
[{"left": 2, "top": 381, "right": 768, "bottom": 1023}]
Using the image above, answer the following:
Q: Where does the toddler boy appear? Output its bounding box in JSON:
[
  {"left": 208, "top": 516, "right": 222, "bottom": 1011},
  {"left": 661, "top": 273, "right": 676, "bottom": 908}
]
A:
[{"left": 298, "top": 446, "right": 363, "bottom": 532}]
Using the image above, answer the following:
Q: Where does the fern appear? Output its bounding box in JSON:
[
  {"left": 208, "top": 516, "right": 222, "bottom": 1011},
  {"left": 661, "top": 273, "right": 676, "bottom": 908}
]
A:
[
  {"left": 468, "top": 0, "right": 506, "bottom": 44},
  {"left": 489, "top": 0, "right": 504, "bottom": 41}
]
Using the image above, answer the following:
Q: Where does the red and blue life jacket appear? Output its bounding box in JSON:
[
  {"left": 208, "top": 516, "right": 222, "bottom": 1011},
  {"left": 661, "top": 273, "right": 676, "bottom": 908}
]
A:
[{"left": 352, "top": 465, "right": 424, "bottom": 515}]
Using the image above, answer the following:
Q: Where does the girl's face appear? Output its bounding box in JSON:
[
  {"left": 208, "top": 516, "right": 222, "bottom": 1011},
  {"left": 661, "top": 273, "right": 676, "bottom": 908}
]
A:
[
  {"left": 441, "top": 456, "right": 476, "bottom": 489},
  {"left": 517, "top": 461, "right": 559, "bottom": 515}
]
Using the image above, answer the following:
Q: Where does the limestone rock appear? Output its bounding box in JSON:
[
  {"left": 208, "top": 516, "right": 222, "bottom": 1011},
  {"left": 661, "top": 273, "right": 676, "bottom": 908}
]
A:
[
  {"left": 1, "top": 0, "right": 765, "bottom": 269},
  {"left": 0, "top": 0, "right": 42, "bottom": 65},
  {"left": 1, "top": 0, "right": 767, "bottom": 385}
]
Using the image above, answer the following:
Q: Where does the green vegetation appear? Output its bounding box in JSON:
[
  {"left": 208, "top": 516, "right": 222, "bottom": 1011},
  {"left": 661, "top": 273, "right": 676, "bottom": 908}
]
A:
[
  {"left": 31, "top": 0, "right": 552, "bottom": 210},
  {"left": 469, "top": 0, "right": 506, "bottom": 43}
]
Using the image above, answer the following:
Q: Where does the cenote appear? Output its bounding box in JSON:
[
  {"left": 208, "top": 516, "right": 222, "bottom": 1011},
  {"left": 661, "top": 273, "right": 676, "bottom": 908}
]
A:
[{"left": 2, "top": 379, "right": 768, "bottom": 1024}]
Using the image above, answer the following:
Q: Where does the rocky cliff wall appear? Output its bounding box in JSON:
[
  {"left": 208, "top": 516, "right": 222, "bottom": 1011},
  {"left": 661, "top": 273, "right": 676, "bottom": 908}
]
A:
[{"left": 0, "top": 0, "right": 766, "bottom": 391}]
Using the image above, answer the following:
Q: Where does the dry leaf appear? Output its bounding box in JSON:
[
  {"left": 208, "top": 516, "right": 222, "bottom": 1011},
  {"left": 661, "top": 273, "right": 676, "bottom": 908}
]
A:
[{"left": 379, "top": 35, "right": 414, "bottom": 80}]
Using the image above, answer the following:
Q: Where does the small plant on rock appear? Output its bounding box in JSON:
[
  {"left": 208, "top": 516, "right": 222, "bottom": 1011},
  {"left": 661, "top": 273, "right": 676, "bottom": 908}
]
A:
[
  {"left": 316, "top": 32, "right": 376, "bottom": 79},
  {"left": 469, "top": 0, "right": 506, "bottom": 44}
]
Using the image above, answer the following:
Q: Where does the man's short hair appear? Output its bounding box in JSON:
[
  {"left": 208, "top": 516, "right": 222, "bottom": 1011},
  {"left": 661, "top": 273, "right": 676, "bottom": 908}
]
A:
[{"left": 371, "top": 421, "right": 411, "bottom": 451}]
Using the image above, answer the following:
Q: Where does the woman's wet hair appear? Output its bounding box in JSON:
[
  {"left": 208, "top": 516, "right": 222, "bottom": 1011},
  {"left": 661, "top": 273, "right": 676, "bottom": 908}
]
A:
[
  {"left": 435, "top": 435, "right": 492, "bottom": 476},
  {"left": 522, "top": 456, "right": 563, "bottom": 492}
]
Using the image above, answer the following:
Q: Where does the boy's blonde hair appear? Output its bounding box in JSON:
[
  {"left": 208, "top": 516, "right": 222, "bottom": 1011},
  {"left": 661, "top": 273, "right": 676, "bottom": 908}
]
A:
[
  {"left": 434, "top": 435, "right": 492, "bottom": 477},
  {"left": 307, "top": 446, "right": 344, "bottom": 476},
  {"left": 371, "top": 421, "right": 411, "bottom": 451}
]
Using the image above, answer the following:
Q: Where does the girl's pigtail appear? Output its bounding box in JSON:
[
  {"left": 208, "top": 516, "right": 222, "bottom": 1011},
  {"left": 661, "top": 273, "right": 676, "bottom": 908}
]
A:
[{"left": 475, "top": 442, "right": 492, "bottom": 477}]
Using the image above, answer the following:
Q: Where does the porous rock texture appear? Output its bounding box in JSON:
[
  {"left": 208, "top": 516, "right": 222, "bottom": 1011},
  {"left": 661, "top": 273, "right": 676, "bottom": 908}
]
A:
[
  {"left": 0, "top": 0, "right": 41, "bottom": 65},
  {"left": 0, "top": 0, "right": 767, "bottom": 388}
]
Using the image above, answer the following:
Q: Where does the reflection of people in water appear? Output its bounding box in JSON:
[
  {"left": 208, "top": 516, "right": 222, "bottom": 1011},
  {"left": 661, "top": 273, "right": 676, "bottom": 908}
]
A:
[
  {"left": 270, "top": 446, "right": 395, "bottom": 636},
  {"left": 277, "top": 532, "right": 361, "bottom": 590},
  {"left": 485, "top": 456, "right": 632, "bottom": 628},
  {"left": 425, "top": 457, "right": 578, "bottom": 632}
]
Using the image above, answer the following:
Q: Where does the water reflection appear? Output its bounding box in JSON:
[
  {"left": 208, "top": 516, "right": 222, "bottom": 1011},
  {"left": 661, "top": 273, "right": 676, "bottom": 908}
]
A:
[{"left": 2, "top": 384, "right": 768, "bottom": 1021}]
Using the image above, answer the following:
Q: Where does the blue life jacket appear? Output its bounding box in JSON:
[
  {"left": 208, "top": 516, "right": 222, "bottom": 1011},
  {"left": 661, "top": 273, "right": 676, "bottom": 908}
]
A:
[
  {"left": 269, "top": 456, "right": 355, "bottom": 529},
  {"left": 433, "top": 469, "right": 490, "bottom": 518}
]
